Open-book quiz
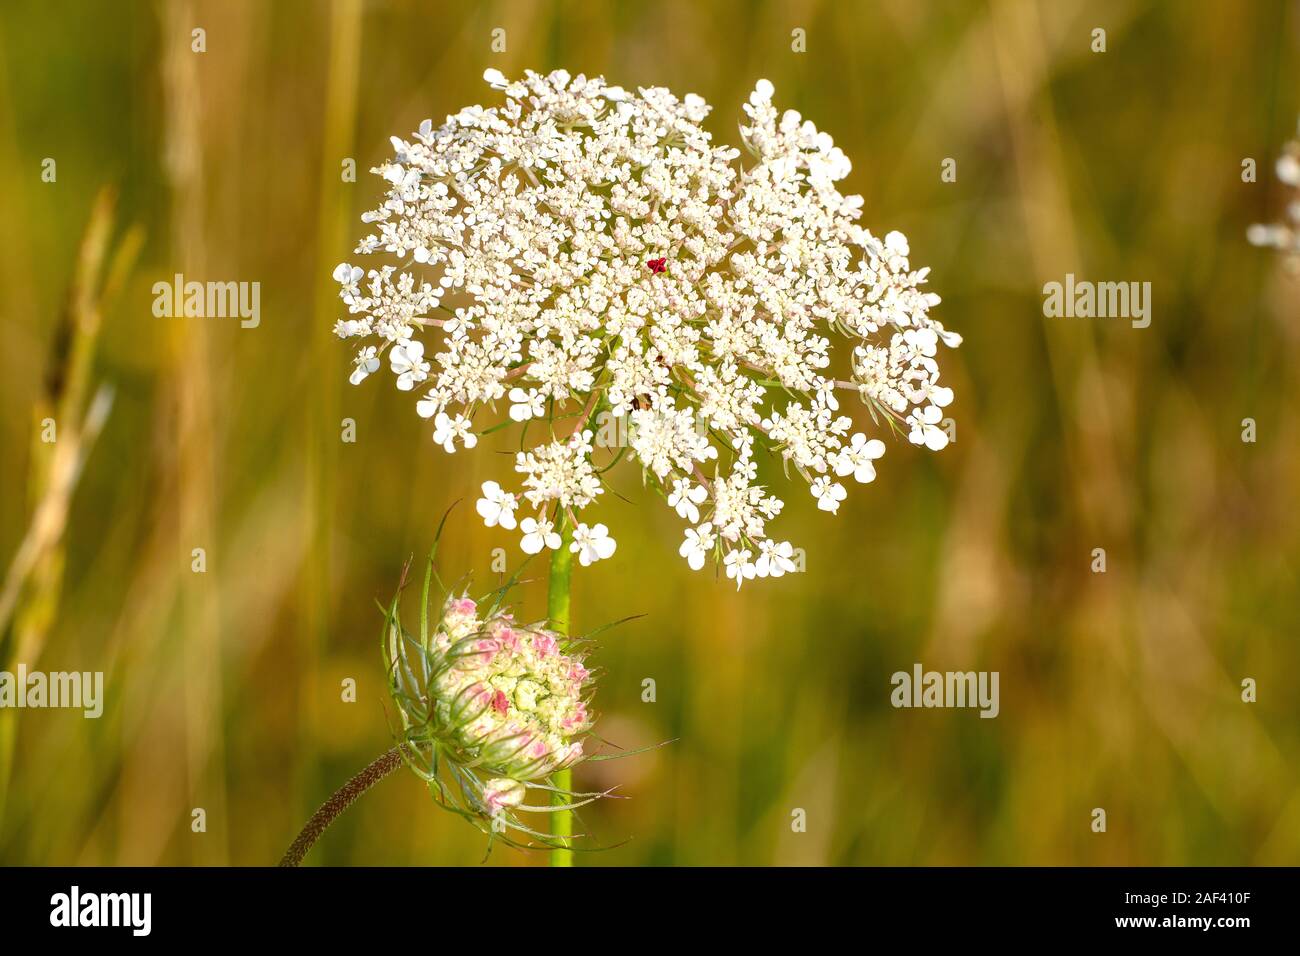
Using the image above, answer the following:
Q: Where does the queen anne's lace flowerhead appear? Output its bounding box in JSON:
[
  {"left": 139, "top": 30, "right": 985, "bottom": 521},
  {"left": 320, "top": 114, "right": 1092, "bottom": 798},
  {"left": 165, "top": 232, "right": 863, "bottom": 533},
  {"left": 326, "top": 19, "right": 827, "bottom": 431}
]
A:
[
  {"left": 386, "top": 588, "right": 599, "bottom": 843},
  {"left": 429, "top": 595, "right": 592, "bottom": 780},
  {"left": 337, "top": 69, "right": 961, "bottom": 585}
]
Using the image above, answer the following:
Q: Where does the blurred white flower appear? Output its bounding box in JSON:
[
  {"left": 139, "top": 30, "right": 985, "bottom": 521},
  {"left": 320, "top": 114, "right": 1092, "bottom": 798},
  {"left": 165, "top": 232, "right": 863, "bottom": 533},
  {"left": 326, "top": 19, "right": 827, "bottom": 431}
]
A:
[
  {"left": 907, "top": 404, "right": 949, "bottom": 451},
  {"left": 811, "top": 476, "right": 847, "bottom": 513},
  {"left": 508, "top": 387, "right": 545, "bottom": 422},
  {"left": 332, "top": 262, "right": 363, "bottom": 284},
  {"left": 679, "top": 522, "right": 715, "bottom": 571},
  {"left": 416, "top": 391, "right": 442, "bottom": 419},
  {"left": 668, "top": 478, "right": 708, "bottom": 523},
  {"left": 571, "top": 522, "right": 616, "bottom": 566},
  {"left": 519, "top": 515, "right": 562, "bottom": 554},
  {"left": 476, "top": 480, "right": 518, "bottom": 530},
  {"left": 389, "top": 339, "right": 429, "bottom": 391},
  {"left": 349, "top": 346, "right": 380, "bottom": 385},
  {"left": 724, "top": 549, "right": 756, "bottom": 589},
  {"left": 1279, "top": 153, "right": 1300, "bottom": 187},
  {"left": 754, "top": 539, "right": 796, "bottom": 578},
  {"left": 433, "top": 412, "right": 477, "bottom": 453},
  {"left": 834, "top": 433, "right": 886, "bottom": 484}
]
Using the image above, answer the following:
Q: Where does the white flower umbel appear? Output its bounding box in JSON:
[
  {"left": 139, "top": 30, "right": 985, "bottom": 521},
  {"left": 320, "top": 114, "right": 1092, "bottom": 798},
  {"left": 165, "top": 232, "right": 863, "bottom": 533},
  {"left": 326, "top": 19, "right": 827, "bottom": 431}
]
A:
[{"left": 335, "top": 69, "right": 961, "bottom": 585}]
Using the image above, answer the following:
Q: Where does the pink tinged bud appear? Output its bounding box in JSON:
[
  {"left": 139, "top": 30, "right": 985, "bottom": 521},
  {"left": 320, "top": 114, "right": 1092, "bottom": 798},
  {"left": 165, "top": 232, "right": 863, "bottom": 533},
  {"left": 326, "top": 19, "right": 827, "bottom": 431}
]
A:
[
  {"left": 563, "top": 702, "right": 588, "bottom": 730},
  {"left": 482, "top": 777, "right": 527, "bottom": 813},
  {"left": 491, "top": 689, "right": 509, "bottom": 716},
  {"left": 509, "top": 733, "right": 536, "bottom": 759},
  {"left": 449, "top": 681, "right": 488, "bottom": 725},
  {"left": 533, "top": 634, "right": 558, "bottom": 658},
  {"left": 441, "top": 597, "right": 481, "bottom": 641},
  {"left": 555, "top": 742, "right": 584, "bottom": 769}
]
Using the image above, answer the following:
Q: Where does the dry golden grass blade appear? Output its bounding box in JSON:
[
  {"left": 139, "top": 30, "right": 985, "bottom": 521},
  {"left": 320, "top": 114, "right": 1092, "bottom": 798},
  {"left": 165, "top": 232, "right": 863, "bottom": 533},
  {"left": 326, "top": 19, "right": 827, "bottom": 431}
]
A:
[{"left": 0, "top": 187, "right": 138, "bottom": 824}]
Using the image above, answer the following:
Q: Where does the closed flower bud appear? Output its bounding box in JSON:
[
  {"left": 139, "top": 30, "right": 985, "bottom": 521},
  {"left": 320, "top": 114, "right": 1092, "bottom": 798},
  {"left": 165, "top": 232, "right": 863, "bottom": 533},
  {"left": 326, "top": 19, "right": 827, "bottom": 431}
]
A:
[
  {"left": 482, "top": 777, "right": 527, "bottom": 814},
  {"left": 385, "top": 584, "right": 603, "bottom": 844}
]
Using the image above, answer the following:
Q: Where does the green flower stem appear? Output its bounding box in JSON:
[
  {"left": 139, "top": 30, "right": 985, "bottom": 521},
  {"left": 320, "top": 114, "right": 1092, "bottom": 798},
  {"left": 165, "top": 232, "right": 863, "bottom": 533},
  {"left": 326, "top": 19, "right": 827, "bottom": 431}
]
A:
[{"left": 547, "top": 511, "right": 575, "bottom": 867}]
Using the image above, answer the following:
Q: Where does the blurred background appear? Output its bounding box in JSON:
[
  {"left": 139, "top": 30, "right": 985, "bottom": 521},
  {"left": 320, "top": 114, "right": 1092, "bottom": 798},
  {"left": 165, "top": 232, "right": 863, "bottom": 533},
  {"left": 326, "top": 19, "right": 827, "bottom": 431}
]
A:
[{"left": 1, "top": 0, "right": 1298, "bottom": 866}]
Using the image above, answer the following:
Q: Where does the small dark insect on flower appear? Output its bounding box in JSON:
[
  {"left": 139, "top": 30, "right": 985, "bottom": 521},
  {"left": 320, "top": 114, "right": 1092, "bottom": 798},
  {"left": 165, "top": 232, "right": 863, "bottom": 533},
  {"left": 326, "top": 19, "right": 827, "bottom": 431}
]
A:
[{"left": 647, "top": 257, "right": 667, "bottom": 274}]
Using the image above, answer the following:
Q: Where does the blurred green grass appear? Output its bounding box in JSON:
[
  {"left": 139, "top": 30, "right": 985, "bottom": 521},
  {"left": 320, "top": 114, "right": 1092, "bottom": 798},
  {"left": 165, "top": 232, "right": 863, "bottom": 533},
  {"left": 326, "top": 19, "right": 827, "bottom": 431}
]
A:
[{"left": 0, "top": 0, "right": 1298, "bottom": 865}]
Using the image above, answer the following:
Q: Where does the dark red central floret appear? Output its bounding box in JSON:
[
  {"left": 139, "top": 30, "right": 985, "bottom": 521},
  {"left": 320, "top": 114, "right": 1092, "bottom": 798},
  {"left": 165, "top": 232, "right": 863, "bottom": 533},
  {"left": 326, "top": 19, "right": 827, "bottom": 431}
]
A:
[{"left": 647, "top": 257, "right": 667, "bottom": 274}]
